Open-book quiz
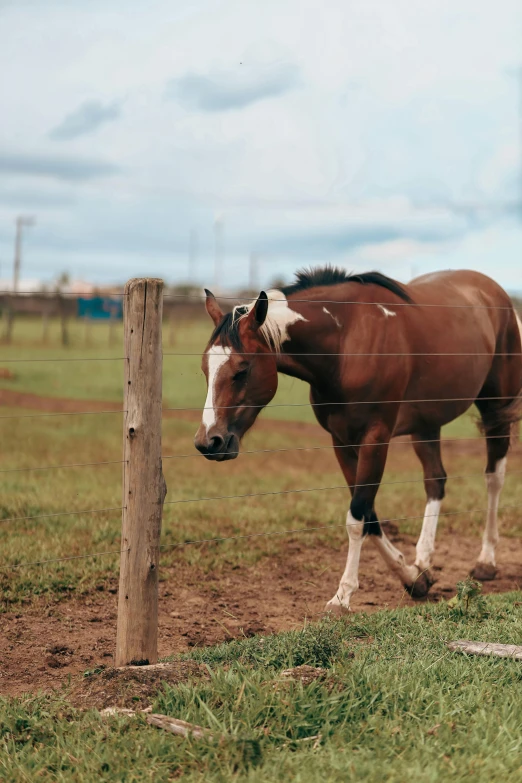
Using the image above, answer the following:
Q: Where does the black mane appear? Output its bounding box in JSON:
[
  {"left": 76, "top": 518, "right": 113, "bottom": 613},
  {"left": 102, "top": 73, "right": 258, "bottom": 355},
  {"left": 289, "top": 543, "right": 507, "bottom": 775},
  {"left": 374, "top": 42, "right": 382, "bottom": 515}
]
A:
[
  {"left": 281, "top": 265, "right": 412, "bottom": 302},
  {"left": 209, "top": 265, "right": 412, "bottom": 348},
  {"left": 209, "top": 311, "right": 244, "bottom": 351}
]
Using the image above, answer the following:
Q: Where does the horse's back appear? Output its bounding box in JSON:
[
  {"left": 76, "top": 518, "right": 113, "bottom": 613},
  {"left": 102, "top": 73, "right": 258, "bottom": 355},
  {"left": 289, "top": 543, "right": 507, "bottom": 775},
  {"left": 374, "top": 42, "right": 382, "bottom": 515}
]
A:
[
  {"left": 407, "top": 269, "right": 519, "bottom": 352},
  {"left": 409, "top": 269, "right": 513, "bottom": 311}
]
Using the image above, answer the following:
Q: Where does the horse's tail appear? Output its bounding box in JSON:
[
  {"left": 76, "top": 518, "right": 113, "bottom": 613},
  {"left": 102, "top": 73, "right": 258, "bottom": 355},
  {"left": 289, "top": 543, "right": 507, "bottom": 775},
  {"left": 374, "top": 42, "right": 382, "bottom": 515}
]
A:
[
  {"left": 477, "top": 308, "right": 522, "bottom": 445},
  {"left": 516, "top": 310, "right": 522, "bottom": 352},
  {"left": 512, "top": 311, "right": 522, "bottom": 443}
]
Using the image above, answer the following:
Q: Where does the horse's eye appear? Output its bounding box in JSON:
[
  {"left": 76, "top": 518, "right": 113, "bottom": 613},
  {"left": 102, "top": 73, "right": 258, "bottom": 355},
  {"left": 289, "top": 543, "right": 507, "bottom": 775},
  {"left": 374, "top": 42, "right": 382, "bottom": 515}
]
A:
[{"left": 233, "top": 369, "right": 248, "bottom": 382}]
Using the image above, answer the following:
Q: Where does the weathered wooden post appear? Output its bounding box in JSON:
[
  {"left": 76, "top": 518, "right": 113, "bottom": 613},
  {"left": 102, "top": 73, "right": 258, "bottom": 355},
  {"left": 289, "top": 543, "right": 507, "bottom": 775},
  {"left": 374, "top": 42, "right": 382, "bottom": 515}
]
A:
[{"left": 115, "top": 278, "right": 167, "bottom": 667}]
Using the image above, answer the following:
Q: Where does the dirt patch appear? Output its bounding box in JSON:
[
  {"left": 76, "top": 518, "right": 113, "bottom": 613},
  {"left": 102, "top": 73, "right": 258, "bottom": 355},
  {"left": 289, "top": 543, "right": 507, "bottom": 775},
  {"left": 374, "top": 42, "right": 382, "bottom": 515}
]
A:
[
  {"left": 1, "top": 532, "right": 522, "bottom": 699},
  {"left": 69, "top": 661, "right": 207, "bottom": 710}
]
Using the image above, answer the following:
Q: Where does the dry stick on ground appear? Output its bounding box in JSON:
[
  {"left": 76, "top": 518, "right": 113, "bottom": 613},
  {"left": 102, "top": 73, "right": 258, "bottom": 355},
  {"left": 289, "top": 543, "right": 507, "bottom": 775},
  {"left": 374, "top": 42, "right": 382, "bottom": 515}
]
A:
[
  {"left": 146, "top": 714, "right": 217, "bottom": 740},
  {"left": 100, "top": 708, "right": 218, "bottom": 740},
  {"left": 447, "top": 640, "right": 522, "bottom": 660}
]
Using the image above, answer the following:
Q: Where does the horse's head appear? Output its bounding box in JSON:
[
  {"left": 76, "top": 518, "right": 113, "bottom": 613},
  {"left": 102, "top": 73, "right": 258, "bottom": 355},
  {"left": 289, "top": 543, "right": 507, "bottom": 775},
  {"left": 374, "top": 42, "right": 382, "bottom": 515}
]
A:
[{"left": 194, "top": 289, "right": 278, "bottom": 461}]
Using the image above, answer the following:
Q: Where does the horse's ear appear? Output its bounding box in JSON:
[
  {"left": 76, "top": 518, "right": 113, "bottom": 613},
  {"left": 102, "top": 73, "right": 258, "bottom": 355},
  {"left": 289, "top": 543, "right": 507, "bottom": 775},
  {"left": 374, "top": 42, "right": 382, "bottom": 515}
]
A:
[
  {"left": 245, "top": 291, "right": 268, "bottom": 331},
  {"left": 204, "top": 289, "right": 223, "bottom": 326}
]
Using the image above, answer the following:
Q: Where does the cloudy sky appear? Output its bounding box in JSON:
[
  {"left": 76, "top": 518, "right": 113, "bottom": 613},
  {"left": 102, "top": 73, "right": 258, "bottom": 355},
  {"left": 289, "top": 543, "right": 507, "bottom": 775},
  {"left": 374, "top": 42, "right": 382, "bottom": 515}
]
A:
[{"left": 0, "top": 0, "right": 521, "bottom": 290}]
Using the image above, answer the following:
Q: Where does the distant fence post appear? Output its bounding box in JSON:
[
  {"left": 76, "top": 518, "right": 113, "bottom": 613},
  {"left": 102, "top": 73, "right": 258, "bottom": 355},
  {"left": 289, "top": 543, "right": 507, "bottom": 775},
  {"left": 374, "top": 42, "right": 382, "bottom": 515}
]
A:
[{"left": 115, "top": 278, "right": 167, "bottom": 667}]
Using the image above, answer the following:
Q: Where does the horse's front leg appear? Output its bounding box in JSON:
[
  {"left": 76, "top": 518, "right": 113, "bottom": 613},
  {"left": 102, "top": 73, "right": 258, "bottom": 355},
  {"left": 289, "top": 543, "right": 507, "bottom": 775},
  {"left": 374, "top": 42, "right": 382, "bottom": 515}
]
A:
[
  {"left": 361, "top": 426, "right": 419, "bottom": 591},
  {"left": 326, "top": 423, "right": 417, "bottom": 613},
  {"left": 325, "top": 439, "right": 361, "bottom": 614}
]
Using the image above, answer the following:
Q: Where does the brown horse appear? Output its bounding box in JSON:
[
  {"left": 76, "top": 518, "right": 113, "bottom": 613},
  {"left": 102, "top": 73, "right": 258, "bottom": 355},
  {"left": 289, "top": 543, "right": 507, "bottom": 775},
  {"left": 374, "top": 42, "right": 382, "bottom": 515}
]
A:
[{"left": 195, "top": 267, "right": 522, "bottom": 611}]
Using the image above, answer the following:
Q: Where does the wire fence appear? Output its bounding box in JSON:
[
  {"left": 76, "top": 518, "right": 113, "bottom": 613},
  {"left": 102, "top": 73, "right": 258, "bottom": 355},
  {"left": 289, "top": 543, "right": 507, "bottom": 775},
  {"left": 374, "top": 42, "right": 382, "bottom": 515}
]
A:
[
  {"left": 0, "top": 288, "right": 520, "bottom": 309},
  {"left": 3, "top": 501, "right": 522, "bottom": 573},
  {"left": 0, "top": 288, "right": 521, "bottom": 586}
]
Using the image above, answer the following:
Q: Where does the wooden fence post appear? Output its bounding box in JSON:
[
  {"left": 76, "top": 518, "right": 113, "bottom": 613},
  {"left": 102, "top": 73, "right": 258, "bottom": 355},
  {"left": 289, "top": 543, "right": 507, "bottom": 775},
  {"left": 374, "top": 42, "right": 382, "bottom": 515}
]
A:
[{"left": 115, "top": 278, "right": 167, "bottom": 667}]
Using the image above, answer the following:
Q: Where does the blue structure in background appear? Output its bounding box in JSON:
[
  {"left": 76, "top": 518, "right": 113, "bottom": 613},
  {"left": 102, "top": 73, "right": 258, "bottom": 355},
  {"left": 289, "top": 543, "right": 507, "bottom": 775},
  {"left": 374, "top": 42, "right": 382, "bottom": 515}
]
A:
[{"left": 77, "top": 297, "right": 123, "bottom": 320}]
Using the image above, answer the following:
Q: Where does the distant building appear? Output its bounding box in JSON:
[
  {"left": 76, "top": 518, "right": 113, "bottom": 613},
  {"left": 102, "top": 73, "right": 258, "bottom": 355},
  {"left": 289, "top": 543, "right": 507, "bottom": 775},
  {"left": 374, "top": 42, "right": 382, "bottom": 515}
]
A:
[{"left": 77, "top": 297, "right": 123, "bottom": 320}]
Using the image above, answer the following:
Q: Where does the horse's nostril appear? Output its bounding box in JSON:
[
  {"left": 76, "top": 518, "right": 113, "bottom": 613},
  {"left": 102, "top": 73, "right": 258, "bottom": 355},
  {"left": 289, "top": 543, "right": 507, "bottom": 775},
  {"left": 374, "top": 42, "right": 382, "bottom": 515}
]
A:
[{"left": 208, "top": 435, "right": 224, "bottom": 453}]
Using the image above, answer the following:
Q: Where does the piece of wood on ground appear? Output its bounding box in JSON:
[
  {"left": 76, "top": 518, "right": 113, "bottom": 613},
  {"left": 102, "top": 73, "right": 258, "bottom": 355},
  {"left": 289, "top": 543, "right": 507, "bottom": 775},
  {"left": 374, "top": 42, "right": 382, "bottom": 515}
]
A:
[
  {"left": 100, "top": 708, "right": 216, "bottom": 741},
  {"left": 280, "top": 665, "right": 326, "bottom": 684},
  {"left": 146, "top": 714, "right": 217, "bottom": 740},
  {"left": 447, "top": 640, "right": 522, "bottom": 660},
  {"left": 100, "top": 706, "right": 152, "bottom": 716}
]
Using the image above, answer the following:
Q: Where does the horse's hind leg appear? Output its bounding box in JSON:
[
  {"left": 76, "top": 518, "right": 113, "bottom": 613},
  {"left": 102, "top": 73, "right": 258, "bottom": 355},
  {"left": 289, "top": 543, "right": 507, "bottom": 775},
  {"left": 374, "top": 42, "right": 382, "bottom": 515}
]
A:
[
  {"left": 471, "top": 408, "right": 511, "bottom": 581},
  {"left": 409, "top": 431, "right": 447, "bottom": 597}
]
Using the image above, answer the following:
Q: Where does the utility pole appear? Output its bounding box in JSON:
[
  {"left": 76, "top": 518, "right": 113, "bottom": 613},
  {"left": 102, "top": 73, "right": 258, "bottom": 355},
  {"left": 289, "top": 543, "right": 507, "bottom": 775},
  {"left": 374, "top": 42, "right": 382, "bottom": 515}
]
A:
[
  {"left": 13, "top": 215, "right": 35, "bottom": 293},
  {"left": 6, "top": 215, "right": 35, "bottom": 343}
]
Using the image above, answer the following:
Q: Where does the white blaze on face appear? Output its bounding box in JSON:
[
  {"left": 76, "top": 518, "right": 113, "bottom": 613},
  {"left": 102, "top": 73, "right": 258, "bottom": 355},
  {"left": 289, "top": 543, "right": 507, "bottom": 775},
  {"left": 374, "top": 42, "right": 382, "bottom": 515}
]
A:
[{"left": 203, "top": 345, "right": 231, "bottom": 433}]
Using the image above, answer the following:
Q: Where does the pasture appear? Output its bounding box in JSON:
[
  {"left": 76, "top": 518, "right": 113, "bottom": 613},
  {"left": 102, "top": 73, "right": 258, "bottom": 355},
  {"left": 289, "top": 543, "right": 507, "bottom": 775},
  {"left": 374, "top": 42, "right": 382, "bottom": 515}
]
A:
[{"left": 0, "top": 314, "right": 522, "bottom": 781}]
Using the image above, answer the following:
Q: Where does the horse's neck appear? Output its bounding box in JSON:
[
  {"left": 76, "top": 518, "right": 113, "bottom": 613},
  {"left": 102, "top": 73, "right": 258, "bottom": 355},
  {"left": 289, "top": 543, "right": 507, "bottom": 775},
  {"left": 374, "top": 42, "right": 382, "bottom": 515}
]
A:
[{"left": 272, "top": 300, "right": 339, "bottom": 385}]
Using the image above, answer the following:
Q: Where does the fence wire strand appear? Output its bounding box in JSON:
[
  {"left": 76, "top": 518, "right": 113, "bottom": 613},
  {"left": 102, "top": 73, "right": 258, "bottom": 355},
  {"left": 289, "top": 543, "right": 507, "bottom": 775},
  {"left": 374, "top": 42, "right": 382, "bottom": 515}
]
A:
[
  {"left": 163, "top": 351, "right": 522, "bottom": 357},
  {"left": 0, "top": 409, "right": 124, "bottom": 421},
  {"left": 0, "top": 394, "right": 517, "bottom": 422},
  {"left": 0, "top": 505, "right": 124, "bottom": 525},
  {"left": 163, "top": 292, "right": 520, "bottom": 310},
  {"left": 165, "top": 469, "right": 522, "bottom": 507},
  {"left": 1, "top": 350, "right": 520, "bottom": 363},
  {"left": 163, "top": 433, "right": 519, "bottom": 461},
  {"left": 0, "top": 459, "right": 124, "bottom": 474},
  {"left": 161, "top": 501, "right": 522, "bottom": 552},
  {"left": 0, "top": 433, "right": 515, "bottom": 474},
  {"left": 3, "top": 501, "right": 522, "bottom": 572},
  {"left": 166, "top": 395, "right": 520, "bottom": 413}
]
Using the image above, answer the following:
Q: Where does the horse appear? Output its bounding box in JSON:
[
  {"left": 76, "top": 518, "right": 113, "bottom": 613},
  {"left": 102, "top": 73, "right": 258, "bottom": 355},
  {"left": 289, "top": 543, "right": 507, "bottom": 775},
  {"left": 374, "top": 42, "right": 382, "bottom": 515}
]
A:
[{"left": 194, "top": 267, "right": 522, "bottom": 612}]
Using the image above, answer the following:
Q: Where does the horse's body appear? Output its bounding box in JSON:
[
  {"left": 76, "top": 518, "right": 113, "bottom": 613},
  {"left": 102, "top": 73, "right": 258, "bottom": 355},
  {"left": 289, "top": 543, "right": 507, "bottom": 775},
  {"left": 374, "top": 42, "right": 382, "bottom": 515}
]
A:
[{"left": 195, "top": 268, "right": 522, "bottom": 611}]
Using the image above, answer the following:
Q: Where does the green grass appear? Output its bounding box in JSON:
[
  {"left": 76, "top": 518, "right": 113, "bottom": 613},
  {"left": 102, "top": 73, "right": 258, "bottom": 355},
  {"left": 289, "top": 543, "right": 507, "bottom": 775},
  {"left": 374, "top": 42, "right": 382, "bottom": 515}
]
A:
[
  {"left": 2, "top": 594, "right": 522, "bottom": 781},
  {"left": 0, "top": 403, "right": 520, "bottom": 603},
  {"left": 0, "top": 315, "right": 314, "bottom": 421}
]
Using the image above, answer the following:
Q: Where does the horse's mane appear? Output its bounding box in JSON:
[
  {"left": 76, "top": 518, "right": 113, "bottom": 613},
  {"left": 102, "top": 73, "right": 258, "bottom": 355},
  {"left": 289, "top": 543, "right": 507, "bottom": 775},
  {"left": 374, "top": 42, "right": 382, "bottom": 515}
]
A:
[
  {"left": 281, "top": 265, "right": 413, "bottom": 302},
  {"left": 209, "top": 265, "right": 412, "bottom": 350},
  {"left": 209, "top": 311, "right": 244, "bottom": 351}
]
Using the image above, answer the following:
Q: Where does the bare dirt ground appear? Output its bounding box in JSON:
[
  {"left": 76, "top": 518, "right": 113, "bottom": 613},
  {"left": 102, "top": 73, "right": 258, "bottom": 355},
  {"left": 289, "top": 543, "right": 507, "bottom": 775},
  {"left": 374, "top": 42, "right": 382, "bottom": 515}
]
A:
[{"left": 2, "top": 531, "right": 522, "bottom": 698}]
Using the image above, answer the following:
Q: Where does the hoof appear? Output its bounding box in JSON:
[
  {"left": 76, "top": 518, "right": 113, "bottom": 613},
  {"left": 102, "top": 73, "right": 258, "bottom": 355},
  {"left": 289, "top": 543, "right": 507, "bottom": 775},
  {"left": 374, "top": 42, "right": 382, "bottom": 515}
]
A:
[
  {"left": 405, "top": 568, "right": 435, "bottom": 599},
  {"left": 471, "top": 563, "right": 498, "bottom": 582},
  {"left": 323, "top": 601, "right": 351, "bottom": 617}
]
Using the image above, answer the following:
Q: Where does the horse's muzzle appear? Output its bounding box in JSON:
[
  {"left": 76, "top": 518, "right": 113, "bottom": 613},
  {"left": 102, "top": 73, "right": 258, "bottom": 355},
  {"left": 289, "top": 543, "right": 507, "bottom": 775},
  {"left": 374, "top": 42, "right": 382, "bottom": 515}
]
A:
[{"left": 194, "top": 432, "right": 239, "bottom": 461}]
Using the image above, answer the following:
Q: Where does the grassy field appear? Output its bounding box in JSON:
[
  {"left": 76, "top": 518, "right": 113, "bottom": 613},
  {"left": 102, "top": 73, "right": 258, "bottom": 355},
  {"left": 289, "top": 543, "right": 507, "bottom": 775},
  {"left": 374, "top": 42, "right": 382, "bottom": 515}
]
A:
[
  {"left": 0, "top": 315, "right": 480, "bottom": 432},
  {"left": 2, "top": 594, "right": 522, "bottom": 781},
  {"left": 0, "top": 316, "right": 519, "bottom": 601},
  {"left": 0, "top": 402, "right": 520, "bottom": 604}
]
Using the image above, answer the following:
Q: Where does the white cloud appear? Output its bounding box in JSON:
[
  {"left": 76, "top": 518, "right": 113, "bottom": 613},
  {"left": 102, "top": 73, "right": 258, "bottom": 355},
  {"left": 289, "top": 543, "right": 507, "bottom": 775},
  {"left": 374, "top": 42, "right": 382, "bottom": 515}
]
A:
[
  {"left": 50, "top": 100, "right": 121, "bottom": 141},
  {"left": 0, "top": 0, "right": 520, "bottom": 287}
]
